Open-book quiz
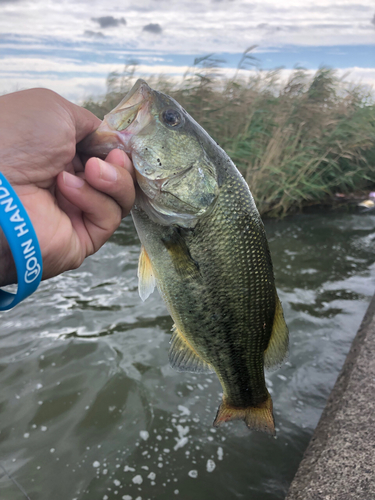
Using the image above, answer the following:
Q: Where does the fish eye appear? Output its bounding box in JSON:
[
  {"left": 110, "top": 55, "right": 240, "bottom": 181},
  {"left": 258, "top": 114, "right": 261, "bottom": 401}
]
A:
[{"left": 162, "top": 109, "right": 182, "bottom": 128}]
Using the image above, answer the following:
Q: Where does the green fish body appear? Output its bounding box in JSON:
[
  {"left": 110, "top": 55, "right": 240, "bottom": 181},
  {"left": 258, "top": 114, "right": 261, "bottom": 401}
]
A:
[{"left": 79, "top": 80, "right": 289, "bottom": 434}]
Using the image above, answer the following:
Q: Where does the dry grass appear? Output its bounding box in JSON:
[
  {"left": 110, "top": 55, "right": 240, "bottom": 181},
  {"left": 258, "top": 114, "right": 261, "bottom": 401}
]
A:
[{"left": 83, "top": 55, "right": 375, "bottom": 216}]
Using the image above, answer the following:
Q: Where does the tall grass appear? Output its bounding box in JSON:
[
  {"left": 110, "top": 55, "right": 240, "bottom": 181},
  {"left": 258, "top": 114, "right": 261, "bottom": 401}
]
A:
[{"left": 83, "top": 56, "right": 375, "bottom": 216}]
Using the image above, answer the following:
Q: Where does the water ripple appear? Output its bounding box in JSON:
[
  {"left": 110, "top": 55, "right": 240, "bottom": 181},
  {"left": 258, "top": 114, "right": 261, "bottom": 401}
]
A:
[{"left": 0, "top": 212, "right": 374, "bottom": 499}]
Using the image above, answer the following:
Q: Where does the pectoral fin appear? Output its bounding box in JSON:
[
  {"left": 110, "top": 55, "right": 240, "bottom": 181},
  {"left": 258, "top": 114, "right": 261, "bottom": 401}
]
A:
[
  {"left": 169, "top": 325, "right": 214, "bottom": 374},
  {"left": 161, "top": 229, "right": 200, "bottom": 279},
  {"left": 138, "top": 245, "right": 156, "bottom": 301},
  {"left": 264, "top": 295, "right": 289, "bottom": 370}
]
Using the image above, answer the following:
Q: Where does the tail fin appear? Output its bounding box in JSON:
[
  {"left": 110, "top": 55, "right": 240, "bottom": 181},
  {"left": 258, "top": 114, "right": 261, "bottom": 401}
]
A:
[{"left": 213, "top": 394, "right": 275, "bottom": 436}]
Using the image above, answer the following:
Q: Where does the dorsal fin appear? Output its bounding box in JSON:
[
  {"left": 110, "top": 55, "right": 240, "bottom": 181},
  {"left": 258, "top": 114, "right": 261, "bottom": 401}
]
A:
[
  {"left": 137, "top": 245, "right": 156, "bottom": 301},
  {"left": 264, "top": 295, "right": 289, "bottom": 371},
  {"left": 169, "top": 325, "right": 214, "bottom": 374}
]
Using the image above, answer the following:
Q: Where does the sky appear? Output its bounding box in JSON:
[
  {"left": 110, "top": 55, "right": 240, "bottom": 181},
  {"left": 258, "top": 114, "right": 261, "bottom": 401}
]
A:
[{"left": 0, "top": 0, "right": 374, "bottom": 103}]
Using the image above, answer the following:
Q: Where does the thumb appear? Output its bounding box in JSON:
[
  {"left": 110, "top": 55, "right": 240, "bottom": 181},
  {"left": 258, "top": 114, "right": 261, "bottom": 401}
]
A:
[{"left": 64, "top": 100, "right": 102, "bottom": 144}]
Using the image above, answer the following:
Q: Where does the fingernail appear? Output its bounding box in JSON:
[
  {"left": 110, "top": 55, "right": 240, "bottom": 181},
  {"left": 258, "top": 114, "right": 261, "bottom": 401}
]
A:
[
  {"left": 63, "top": 171, "right": 85, "bottom": 188},
  {"left": 98, "top": 159, "right": 118, "bottom": 182}
]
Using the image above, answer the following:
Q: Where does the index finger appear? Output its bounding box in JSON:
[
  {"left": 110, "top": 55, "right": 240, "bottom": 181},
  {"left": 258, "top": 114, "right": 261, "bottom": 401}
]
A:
[{"left": 84, "top": 149, "right": 135, "bottom": 217}]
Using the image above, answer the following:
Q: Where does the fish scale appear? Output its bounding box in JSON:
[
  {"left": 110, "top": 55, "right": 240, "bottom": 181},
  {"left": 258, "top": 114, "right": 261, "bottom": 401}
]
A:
[{"left": 133, "top": 163, "right": 278, "bottom": 414}]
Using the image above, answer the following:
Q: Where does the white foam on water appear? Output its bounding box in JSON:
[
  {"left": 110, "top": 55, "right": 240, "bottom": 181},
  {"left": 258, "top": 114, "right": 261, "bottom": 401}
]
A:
[
  {"left": 176, "top": 425, "right": 189, "bottom": 437},
  {"left": 206, "top": 459, "right": 216, "bottom": 472},
  {"left": 173, "top": 437, "right": 188, "bottom": 451},
  {"left": 177, "top": 405, "right": 190, "bottom": 416},
  {"left": 132, "top": 474, "right": 143, "bottom": 485},
  {"left": 139, "top": 431, "right": 149, "bottom": 441}
]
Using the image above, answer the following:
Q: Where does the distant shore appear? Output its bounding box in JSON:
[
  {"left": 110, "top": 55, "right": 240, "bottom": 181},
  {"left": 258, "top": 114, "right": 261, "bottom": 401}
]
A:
[{"left": 264, "top": 189, "right": 375, "bottom": 218}]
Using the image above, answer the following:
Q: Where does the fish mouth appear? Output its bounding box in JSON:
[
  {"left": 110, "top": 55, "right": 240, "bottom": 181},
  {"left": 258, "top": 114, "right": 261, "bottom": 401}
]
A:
[{"left": 78, "top": 79, "right": 153, "bottom": 159}]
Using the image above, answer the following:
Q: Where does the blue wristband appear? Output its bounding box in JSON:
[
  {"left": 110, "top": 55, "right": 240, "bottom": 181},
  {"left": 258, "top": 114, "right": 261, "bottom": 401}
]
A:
[{"left": 0, "top": 173, "right": 43, "bottom": 311}]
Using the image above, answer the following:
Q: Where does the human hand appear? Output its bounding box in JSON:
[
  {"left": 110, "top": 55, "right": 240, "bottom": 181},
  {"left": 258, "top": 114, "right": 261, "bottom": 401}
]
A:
[{"left": 0, "top": 88, "right": 135, "bottom": 287}]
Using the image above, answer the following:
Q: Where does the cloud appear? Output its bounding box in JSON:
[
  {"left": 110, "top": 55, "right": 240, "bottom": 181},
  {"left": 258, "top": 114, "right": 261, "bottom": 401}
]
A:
[
  {"left": 143, "top": 23, "right": 163, "bottom": 34},
  {"left": 371, "top": 14, "right": 375, "bottom": 25},
  {"left": 0, "top": 1, "right": 374, "bottom": 53},
  {"left": 84, "top": 30, "right": 105, "bottom": 38},
  {"left": 2, "top": 59, "right": 374, "bottom": 105},
  {"left": 92, "top": 16, "right": 126, "bottom": 29}
]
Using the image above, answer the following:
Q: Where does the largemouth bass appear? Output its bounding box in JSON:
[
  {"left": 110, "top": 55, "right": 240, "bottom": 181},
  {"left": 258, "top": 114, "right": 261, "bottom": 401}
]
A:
[{"left": 79, "top": 80, "right": 288, "bottom": 435}]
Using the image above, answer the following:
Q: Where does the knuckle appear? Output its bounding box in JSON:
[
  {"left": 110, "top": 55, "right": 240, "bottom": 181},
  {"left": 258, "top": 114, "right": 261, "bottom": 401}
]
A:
[
  {"left": 101, "top": 208, "right": 122, "bottom": 238},
  {"left": 111, "top": 210, "right": 122, "bottom": 230}
]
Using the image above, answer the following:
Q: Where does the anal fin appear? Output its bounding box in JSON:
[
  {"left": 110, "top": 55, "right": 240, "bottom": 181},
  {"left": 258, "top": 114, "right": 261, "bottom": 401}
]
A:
[
  {"left": 169, "top": 325, "right": 213, "bottom": 374},
  {"left": 264, "top": 295, "right": 289, "bottom": 371},
  {"left": 213, "top": 393, "right": 275, "bottom": 435},
  {"left": 138, "top": 245, "right": 156, "bottom": 301}
]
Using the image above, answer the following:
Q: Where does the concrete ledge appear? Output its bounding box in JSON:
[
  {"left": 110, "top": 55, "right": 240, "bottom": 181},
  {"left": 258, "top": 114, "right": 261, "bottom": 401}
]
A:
[{"left": 285, "top": 293, "right": 375, "bottom": 500}]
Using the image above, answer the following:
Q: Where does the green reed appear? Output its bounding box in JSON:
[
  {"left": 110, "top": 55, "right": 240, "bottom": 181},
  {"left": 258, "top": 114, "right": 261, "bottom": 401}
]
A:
[{"left": 83, "top": 57, "right": 375, "bottom": 216}]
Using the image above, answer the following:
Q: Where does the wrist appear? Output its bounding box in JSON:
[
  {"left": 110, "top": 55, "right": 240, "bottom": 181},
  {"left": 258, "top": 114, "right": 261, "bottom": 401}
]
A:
[
  {"left": 0, "top": 172, "right": 43, "bottom": 310},
  {"left": 0, "top": 229, "right": 17, "bottom": 287}
]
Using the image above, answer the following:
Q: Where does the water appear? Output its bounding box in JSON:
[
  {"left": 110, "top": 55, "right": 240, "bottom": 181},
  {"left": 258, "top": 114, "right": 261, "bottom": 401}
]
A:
[{"left": 0, "top": 210, "right": 374, "bottom": 500}]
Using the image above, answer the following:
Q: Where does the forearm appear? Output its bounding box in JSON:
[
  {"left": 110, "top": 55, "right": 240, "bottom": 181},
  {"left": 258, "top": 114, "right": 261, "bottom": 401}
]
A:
[{"left": 0, "top": 229, "right": 17, "bottom": 287}]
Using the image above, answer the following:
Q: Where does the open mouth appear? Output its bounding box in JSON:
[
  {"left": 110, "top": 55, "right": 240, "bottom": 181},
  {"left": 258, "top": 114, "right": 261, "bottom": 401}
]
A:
[{"left": 77, "top": 79, "right": 153, "bottom": 159}]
